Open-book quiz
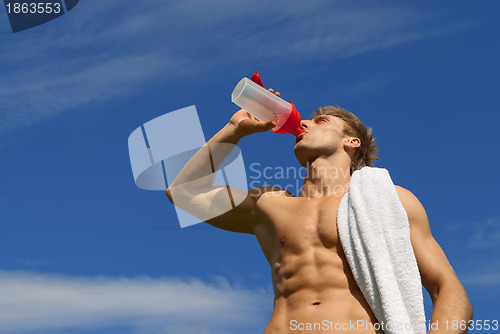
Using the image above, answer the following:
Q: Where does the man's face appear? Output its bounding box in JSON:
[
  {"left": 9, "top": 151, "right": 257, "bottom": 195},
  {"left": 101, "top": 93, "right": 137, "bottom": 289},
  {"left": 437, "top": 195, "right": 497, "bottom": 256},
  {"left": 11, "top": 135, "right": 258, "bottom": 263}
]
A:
[{"left": 294, "top": 115, "right": 348, "bottom": 166}]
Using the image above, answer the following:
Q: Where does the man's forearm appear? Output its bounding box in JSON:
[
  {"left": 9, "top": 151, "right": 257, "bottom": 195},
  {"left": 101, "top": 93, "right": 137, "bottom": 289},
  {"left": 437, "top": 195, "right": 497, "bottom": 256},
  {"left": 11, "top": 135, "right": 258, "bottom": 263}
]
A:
[
  {"left": 428, "top": 284, "right": 473, "bottom": 334},
  {"left": 168, "top": 122, "right": 242, "bottom": 189}
]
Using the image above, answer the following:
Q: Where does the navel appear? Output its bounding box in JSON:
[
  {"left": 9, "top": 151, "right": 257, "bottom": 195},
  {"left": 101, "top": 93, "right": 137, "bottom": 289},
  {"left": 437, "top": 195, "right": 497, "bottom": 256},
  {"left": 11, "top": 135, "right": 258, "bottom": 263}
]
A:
[{"left": 280, "top": 236, "right": 285, "bottom": 247}]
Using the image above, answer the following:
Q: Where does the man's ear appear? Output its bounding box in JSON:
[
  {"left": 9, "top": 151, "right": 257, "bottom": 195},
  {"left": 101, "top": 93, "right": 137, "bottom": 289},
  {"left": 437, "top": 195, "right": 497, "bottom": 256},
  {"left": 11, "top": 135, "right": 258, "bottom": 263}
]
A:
[{"left": 344, "top": 137, "right": 361, "bottom": 150}]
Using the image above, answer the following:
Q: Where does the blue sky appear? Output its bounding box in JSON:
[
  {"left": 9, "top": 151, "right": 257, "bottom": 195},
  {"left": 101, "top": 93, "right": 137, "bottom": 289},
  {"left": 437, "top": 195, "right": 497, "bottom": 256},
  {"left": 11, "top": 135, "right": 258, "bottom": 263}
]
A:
[{"left": 1, "top": 0, "right": 499, "bottom": 333}]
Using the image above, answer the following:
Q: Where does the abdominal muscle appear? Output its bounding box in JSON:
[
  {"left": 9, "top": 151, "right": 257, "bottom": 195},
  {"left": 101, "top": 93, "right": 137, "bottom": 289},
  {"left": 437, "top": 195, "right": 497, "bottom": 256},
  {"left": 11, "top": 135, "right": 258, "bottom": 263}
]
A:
[{"left": 263, "top": 248, "right": 382, "bottom": 334}]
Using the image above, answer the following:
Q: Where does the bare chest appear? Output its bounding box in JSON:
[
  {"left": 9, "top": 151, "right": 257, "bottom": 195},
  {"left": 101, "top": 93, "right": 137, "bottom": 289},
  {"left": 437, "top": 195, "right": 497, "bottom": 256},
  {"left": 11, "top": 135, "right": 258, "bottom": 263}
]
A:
[{"left": 254, "top": 195, "right": 343, "bottom": 257}]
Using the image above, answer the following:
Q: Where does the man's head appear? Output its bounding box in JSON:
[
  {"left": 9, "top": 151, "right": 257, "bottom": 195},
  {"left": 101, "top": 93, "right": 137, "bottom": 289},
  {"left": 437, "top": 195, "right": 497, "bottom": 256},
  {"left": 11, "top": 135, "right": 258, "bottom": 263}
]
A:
[{"left": 294, "top": 105, "right": 378, "bottom": 173}]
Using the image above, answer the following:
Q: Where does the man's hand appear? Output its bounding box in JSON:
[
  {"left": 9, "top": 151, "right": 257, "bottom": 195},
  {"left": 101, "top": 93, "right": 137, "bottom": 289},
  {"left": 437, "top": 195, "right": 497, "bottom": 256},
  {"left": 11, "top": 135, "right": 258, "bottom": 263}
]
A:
[{"left": 229, "top": 88, "right": 280, "bottom": 138}]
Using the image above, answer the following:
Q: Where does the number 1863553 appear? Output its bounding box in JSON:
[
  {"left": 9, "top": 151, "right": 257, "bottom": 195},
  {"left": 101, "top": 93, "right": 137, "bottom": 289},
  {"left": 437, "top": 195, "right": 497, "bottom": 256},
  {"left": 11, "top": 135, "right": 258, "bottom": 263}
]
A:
[{"left": 6, "top": 2, "right": 62, "bottom": 14}]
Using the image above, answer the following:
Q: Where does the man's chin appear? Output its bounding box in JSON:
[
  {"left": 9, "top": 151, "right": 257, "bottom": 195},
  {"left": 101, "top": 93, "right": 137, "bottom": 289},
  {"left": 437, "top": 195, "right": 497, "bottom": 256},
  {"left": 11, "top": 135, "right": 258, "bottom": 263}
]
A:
[{"left": 293, "top": 150, "right": 309, "bottom": 167}]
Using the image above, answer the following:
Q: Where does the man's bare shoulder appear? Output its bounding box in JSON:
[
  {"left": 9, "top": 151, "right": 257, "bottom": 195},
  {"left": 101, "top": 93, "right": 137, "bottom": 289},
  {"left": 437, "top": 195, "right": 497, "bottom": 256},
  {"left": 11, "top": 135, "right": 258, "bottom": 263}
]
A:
[
  {"left": 394, "top": 184, "right": 415, "bottom": 197},
  {"left": 395, "top": 185, "right": 423, "bottom": 215},
  {"left": 395, "top": 185, "right": 431, "bottom": 234},
  {"left": 395, "top": 185, "right": 416, "bottom": 206},
  {"left": 248, "top": 185, "right": 295, "bottom": 200}
]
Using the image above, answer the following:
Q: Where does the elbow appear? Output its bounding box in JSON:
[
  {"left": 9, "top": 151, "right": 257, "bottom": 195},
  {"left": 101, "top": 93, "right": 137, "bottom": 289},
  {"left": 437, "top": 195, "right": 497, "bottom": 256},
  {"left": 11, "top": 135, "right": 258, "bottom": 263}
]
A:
[
  {"left": 457, "top": 283, "right": 474, "bottom": 321},
  {"left": 435, "top": 280, "right": 474, "bottom": 321},
  {"left": 166, "top": 186, "right": 195, "bottom": 206},
  {"left": 166, "top": 188, "right": 174, "bottom": 204},
  {"left": 465, "top": 298, "right": 474, "bottom": 321}
]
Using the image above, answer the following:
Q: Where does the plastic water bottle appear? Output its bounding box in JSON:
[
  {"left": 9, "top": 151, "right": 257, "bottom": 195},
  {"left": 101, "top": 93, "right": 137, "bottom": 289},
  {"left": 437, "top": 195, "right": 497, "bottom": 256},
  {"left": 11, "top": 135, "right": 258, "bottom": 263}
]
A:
[{"left": 231, "top": 77, "right": 304, "bottom": 137}]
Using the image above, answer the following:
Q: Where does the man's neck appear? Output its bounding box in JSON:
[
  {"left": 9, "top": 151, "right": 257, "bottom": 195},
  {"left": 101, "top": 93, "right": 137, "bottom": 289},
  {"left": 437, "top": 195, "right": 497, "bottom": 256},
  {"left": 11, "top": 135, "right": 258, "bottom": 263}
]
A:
[{"left": 300, "top": 155, "right": 351, "bottom": 198}]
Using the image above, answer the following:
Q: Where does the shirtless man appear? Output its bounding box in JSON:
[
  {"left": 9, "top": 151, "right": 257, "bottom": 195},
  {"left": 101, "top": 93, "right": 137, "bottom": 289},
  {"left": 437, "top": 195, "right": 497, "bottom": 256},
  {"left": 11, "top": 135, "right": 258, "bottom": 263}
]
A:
[{"left": 166, "top": 89, "right": 473, "bottom": 333}]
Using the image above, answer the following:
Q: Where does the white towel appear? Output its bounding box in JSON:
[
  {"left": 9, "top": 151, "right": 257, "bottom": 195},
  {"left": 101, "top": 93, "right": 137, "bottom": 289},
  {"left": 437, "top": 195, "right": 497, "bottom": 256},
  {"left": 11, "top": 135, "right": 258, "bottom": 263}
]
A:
[{"left": 337, "top": 167, "right": 426, "bottom": 334}]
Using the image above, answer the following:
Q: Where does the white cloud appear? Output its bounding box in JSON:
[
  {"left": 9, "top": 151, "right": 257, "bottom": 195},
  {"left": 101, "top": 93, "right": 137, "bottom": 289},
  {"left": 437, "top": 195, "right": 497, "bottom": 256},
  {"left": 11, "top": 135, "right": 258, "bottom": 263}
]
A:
[
  {"left": 438, "top": 217, "right": 500, "bottom": 287},
  {"left": 0, "top": 270, "right": 272, "bottom": 334},
  {"left": 440, "top": 217, "right": 500, "bottom": 251},
  {"left": 0, "top": 53, "right": 175, "bottom": 131},
  {"left": 0, "top": 0, "right": 472, "bottom": 133},
  {"left": 462, "top": 273, "right": 500, "bottom": 285},
  {"left": 466, "top": 218, "right": 500, "bottom": 249},
  {"left": 17, "top": 259, "right": 48, "bottom": 267}
]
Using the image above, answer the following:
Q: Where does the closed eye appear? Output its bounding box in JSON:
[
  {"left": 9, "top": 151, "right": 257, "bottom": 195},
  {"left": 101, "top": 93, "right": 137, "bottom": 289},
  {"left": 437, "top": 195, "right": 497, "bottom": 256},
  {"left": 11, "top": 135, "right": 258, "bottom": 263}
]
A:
[{"left": 314, "top": 116, "right": 329, "bottom": 124}]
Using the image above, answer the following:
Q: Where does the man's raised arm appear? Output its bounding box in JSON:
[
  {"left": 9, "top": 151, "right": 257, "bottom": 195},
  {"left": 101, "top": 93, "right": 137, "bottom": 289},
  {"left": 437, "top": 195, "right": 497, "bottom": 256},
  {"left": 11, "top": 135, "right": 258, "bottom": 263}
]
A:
[{"left": 166, "top": 106, "right": 276, "bottom": 234}]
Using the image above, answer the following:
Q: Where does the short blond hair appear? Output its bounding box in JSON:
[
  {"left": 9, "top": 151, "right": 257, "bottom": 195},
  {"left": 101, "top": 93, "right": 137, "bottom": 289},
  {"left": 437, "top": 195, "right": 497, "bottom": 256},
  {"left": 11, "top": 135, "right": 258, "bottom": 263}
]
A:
[{"left": 310, "top": 105, "right": 379, "bottom": 173}]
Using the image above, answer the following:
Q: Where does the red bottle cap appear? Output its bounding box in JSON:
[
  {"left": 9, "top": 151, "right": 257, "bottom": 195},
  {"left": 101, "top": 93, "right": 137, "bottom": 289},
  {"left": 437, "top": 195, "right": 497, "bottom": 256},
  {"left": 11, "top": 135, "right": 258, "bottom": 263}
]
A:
[{"left": 272, "top": 103, "right": 304, "bottom": 137}]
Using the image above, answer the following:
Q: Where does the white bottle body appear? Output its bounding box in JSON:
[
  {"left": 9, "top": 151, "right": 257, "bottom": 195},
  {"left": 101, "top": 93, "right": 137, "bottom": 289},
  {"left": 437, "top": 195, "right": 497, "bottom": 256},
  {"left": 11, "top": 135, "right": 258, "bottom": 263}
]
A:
[{"left": 231, "top": 78, "right": 292, "bottom": 130}]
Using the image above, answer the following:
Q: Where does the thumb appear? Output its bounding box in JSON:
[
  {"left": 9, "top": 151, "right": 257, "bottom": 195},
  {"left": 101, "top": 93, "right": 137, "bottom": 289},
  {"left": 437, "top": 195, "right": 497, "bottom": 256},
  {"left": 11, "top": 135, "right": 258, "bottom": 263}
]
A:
[{"left": 258, "top": 121, "right": 276, "bottom": 132}]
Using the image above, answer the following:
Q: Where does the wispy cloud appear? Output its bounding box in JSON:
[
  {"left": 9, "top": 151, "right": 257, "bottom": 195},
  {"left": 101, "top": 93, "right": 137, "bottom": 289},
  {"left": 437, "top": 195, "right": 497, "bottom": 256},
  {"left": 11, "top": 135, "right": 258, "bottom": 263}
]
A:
[
  {"left": 461, "top": 273, "right": 500, "bottom": 285},
  {"left": 0, "top": 53, "right": 173, "bottom": 131},
  {"left": 16, "top": 259, "right": 48, "bottom": 267},
  {"left": 0, "top": 270, "right": 271, "bottom": 334},
  {"left": 0, "top": 0, "right": 473, "bottom": 133},
  {"left": 441, "top": 217, "right": 500, "bottom": 251},
  {"left": 439, "top": 217, "right": 500, "bottom": 286},
  {"left": 466, "top": 218, "right": 500, "bottom": 249}
]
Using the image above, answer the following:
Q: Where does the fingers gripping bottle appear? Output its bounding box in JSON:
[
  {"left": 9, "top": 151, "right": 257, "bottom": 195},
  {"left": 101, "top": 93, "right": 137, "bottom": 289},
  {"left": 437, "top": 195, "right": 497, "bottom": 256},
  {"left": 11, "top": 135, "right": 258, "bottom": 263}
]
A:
[{"left": 231, "top": 72, "right": 305, "bottom": 137}]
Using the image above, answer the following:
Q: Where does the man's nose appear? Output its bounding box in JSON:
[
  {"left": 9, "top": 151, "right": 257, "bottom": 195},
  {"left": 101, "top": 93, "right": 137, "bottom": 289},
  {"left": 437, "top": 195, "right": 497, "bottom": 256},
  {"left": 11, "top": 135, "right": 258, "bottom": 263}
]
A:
[{"left": 300, "top": 120, "right": 312, "bottom": 131}]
